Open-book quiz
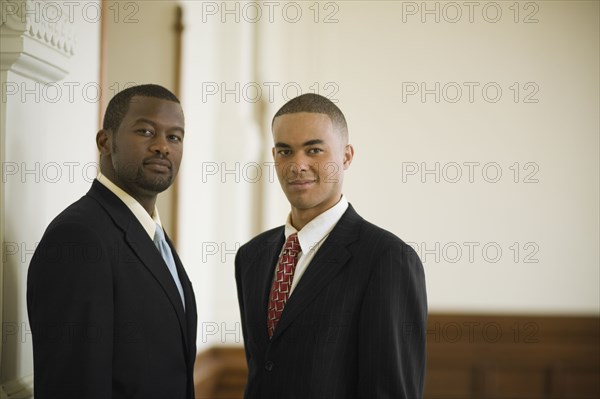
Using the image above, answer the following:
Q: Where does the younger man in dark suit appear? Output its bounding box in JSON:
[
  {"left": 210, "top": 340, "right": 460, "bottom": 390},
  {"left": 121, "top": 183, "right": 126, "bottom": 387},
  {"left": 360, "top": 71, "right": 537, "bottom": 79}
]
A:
[
  {"left": 27, "top": 84, "right": 197, "bottom": 398},
  {"left": 235, "top": 93, "right": 428, "bottom": 398}
]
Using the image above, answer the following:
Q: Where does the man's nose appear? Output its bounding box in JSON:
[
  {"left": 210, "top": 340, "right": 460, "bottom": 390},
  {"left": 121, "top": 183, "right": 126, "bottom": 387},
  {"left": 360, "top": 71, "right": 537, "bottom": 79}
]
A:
[
  {"left": 150, "top": 133, "right": 170, "bottom": 155},
  {"left": 283, "top": 153, "right": 312, "bottom": 178}
]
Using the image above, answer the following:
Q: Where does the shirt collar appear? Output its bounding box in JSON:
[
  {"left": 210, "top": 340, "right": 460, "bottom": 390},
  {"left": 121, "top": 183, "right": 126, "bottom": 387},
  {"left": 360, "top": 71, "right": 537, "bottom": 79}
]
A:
[
  {"left": 97, "top": 172, "right": 161, "bottom": 239},
  {"left": 284, "top": 195, "right": 349, "bottom": 254}
]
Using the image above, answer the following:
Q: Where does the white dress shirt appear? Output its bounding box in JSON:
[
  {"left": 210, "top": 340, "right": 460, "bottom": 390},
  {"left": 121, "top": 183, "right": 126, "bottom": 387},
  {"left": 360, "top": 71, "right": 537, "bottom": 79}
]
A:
[
  {"left": 97, "top": 173, "right": 186, "bottom": 309},
  {"left": 282, "top": 195, "right": 349, "bottom": 297},
  {"left": 96, "top": 173, "right": 163, "bottom": 239}
]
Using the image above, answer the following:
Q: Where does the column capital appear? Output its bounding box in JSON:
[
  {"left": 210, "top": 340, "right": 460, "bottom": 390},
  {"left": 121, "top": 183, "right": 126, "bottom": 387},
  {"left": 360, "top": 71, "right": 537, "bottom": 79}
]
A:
[{"left": 1, "top": 0, "right": 76, "bottom": 82}]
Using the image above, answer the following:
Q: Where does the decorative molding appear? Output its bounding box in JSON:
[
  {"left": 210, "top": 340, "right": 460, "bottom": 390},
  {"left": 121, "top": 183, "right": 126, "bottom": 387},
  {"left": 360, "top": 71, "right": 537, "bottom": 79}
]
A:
[
  {"left": 0, "top": 0, "right": 75, "bottom": 82},
  {"left": 0, "top": 374, "right": 33, "bottom": 399}
]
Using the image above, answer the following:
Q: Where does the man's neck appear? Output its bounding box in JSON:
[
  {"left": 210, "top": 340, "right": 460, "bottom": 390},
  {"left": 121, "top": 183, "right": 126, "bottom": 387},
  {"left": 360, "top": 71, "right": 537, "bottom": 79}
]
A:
[
  {"left": 290, "top": 196, "right": 342, "bottom": 231},
  {"left": 100, "top": 171, "right": 157, "bottom": 216}
]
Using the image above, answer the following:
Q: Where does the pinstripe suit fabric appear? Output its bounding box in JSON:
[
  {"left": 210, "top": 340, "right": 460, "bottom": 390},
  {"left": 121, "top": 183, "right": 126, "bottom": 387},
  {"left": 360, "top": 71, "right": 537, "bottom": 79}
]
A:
[
  {"left": 235, "top": 204, "right": 427, "bottom": 399},
  {"left": 27, "top": 180, "right": 197, "bottom": 398}
]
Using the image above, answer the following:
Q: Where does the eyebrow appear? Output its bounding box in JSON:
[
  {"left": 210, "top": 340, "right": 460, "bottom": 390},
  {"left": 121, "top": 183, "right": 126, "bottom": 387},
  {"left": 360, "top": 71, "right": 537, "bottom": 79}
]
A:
[
  {"left": 132, "top": 118, "right": 157, "bottom": 126},
  {"left": 274, "top": 139, "right": 325, "bottom": 148},
  {"left": 133, "top": 118, "right": 185, "bottom": 135}
]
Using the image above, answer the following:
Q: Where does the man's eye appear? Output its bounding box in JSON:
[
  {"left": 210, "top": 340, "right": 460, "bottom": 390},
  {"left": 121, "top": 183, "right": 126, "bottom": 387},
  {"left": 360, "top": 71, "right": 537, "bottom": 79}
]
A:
[
  {"left": 308, "top": 148, "right": 323, "bottom": 154},
  {"left": 137, "top": 129, "right": 153, "bottom": 136},
  {"left": 277, "top": 150, "right": 291, "bottom": 156},
  {"left": 169, "top": 135, "right": 183, "bottom": 142}
]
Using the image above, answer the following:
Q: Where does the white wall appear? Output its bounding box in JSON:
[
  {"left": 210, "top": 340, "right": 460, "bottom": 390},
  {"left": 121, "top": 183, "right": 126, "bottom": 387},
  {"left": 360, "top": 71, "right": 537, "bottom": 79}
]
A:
[
  {"left": 178, "top": 1, "right": 262, "bottom": 350},
  {"left": 3, "top": 4, "right": 596, "bottom": 384},
  {"left": 103, "top": 0, "right": 180, "bottom": 236},
  {"left": 0, "top": 0, "right": 100, "bottom": 392},
  {"left": 177, "top": 0, "right": 598, "bottom": 346},
  {"left": 255, "top": 0, "right": 599, "bottom": 315}
]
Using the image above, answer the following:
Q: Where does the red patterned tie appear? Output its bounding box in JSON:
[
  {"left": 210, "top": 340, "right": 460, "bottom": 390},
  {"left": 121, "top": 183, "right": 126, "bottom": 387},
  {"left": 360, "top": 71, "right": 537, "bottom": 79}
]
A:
[{"left": 267, "top": 233, "right": 301, "bottom": 338}]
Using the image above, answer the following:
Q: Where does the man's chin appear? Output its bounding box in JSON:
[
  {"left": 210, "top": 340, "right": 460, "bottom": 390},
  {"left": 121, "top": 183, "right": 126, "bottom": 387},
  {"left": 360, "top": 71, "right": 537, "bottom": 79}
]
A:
[
  {"left": 138, "top": 177, "right": 173, "bottom": 194},
  {"left": 285, "top": 194, "right": 317, "bottom": 211}
]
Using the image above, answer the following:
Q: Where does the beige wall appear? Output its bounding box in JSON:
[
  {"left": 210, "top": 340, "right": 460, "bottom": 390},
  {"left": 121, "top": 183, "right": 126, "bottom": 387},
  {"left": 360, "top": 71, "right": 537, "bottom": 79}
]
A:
[
  {"left": 103, "top": 0, "right": 181, "bottom": 236},
  {"left": 1, "top": 1, "right": 598, "bottom": 393},
  {"left": 177, "top": 0, "right": 599, "bottom": 350},
  {"left": 178, "top": 1, "right": 262, "bottom": 350},
  {"left": 254, "top": 0, "right": 600, "bottom": 315}
]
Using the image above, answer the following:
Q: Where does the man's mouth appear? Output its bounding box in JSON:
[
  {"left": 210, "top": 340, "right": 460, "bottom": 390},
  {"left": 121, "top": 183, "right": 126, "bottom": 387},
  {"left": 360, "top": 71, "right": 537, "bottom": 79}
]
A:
[
  {"left": 144, "top": 158, "right": 172, "bottom": 173},
  {"left": 287, "top": 179, "right": 317, "bottom": 189}
]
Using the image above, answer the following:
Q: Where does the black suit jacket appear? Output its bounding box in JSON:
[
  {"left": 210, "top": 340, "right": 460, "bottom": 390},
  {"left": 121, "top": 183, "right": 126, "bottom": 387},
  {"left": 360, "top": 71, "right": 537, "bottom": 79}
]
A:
[
  {"left": 27, "top": 180, "right": 197, "bottom": 399},
  {"left": 235, "top": 204, "right": 427, "bottom": 399}
]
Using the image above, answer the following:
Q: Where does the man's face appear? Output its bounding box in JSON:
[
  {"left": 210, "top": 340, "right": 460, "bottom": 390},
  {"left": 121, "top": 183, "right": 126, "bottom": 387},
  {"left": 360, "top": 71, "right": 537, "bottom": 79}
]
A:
[
  {"left": 272, "top": 112, "right": 353, "bottom": 219},
  {"left": 103, "top": 96, "right": 184, "bottom": 198}
]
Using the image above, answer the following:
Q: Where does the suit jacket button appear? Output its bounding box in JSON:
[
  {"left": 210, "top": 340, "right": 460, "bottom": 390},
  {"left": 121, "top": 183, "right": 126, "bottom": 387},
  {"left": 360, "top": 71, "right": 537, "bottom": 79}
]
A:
[{"left": 265, "top": 361, "right": 274, "bottom": 371}]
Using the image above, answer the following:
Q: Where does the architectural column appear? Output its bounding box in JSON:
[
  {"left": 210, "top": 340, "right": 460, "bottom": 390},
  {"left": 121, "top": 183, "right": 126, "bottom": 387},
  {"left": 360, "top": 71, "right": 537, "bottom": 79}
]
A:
[{"left": 1, "top": 1, "right": 79, "bottom": 397}]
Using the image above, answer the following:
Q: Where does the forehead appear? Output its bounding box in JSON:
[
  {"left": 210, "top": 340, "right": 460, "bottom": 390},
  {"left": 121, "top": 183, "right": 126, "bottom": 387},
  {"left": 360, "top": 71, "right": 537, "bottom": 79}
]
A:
[
  {"left": 272, "top": 112, "right": 334, "bottom": 140},
  {"left": 123, "top": 96, "right": 184, "bottom": 124}
]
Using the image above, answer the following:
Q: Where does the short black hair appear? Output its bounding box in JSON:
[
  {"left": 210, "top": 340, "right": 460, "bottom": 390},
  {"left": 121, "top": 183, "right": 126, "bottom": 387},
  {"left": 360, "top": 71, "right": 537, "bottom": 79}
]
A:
[
  {"left": 272, "top": 93, "right": 348, "bottom": 141},
  {"left": 102, "top": 84, "right": 180, "bottom": 132}
]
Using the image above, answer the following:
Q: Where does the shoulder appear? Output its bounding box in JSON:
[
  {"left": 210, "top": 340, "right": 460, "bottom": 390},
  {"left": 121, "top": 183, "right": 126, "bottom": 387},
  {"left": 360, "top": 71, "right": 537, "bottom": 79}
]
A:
[
  {"left": 352, "top": 213, "right": 420, "bottom": 264},
  {"left": 350, "top": 217, "right": 425, "bottom": 296},
  {"left": 235, "top": 226, "right": 285, "bottom": 271},
  {"left": 39, "top": 193, "right": 112, "bottom": 246},
  {"left": 29, "top": 196, "right": 114, "bottom": 278},
  {"left": 239, "top": 225, "right": 284, "bottom": 253},
  {"left": 45, "top": 195, "right": 101, "bottom": 231},
  {"left": 360, "top": 219, "right": 409, "bottom": 247}
]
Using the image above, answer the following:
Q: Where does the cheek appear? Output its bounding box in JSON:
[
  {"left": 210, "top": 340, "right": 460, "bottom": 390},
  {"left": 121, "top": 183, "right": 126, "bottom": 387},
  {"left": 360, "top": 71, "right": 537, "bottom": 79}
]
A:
[
  {"left": 171, "top": 148, "right": 183, "bottom": 162},
  {"left": 276, "top": 159, "right": 294, "bottom": 178},
  {"left": 319, "top": 161, "right": 343, "bottom": 183},
  {"left": 113, "top": 138, "right": 135, "bottom": 154},
  {"left": 276, "top": 163, "right": 288, "bottom": 181}
]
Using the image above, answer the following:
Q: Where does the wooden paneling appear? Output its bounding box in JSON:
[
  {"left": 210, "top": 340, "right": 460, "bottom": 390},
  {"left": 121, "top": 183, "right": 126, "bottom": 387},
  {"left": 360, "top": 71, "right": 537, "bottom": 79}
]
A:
[
  {"left": 425, "top": 315, "right": 599, "bottom": 399},
  {"left": 193, "top": 314, "right": 600, "bottom": 399},
  {"left": 194, "top": 347, "right": 247, "bottom": 399}
]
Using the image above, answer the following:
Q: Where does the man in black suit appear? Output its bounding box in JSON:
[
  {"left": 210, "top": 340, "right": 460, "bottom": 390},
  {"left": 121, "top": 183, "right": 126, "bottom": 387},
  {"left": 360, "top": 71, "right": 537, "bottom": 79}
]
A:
[
  {"left": 27, "top": 84, "right": 197, "bottom": 398},
  {"left": 235, "top": 93, "right": 427, "bottom": 398}
]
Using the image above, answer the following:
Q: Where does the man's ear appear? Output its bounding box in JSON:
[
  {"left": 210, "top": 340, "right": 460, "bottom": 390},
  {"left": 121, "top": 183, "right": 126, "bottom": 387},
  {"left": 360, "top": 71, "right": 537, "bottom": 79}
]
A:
[
  {"left": 96, "top": 129, "right": 112, "bottom": 155},
  {"left": 343, "top": 144, "right": 354, "bottom": 170}
]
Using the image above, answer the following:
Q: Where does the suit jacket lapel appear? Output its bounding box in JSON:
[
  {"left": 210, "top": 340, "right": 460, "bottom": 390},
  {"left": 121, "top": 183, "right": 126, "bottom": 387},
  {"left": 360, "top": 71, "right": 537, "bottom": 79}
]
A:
[
  {"left": 168, "top": 233, "right": 196, "bottom": 355},
  {"left": 124, "top": 226, "right": 188, "bottom": 331},
  {"left": 246, "top": 229, "right": 285, "bottom": 344},
  {"left": 271, "top": 205, "right": 362, "bottom": 341},
  {"left": 87, "top": 181, "right": 188, "bottom": 340}
]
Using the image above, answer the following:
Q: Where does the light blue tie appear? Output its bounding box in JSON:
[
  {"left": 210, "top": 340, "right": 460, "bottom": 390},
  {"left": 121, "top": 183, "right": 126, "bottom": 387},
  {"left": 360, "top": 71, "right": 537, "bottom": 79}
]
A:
[{"left": 154, "top": 223, "right": 185, "bottom": 309}]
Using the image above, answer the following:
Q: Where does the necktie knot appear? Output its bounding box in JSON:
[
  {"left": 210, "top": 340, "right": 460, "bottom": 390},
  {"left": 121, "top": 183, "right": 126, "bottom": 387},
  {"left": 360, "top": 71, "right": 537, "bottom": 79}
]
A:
[
  {"left": 283, "top": 233, "right": 300, "bottom": 257},
  {"left": 154, "top": 223, "right": 166, "bottom": 243}
]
